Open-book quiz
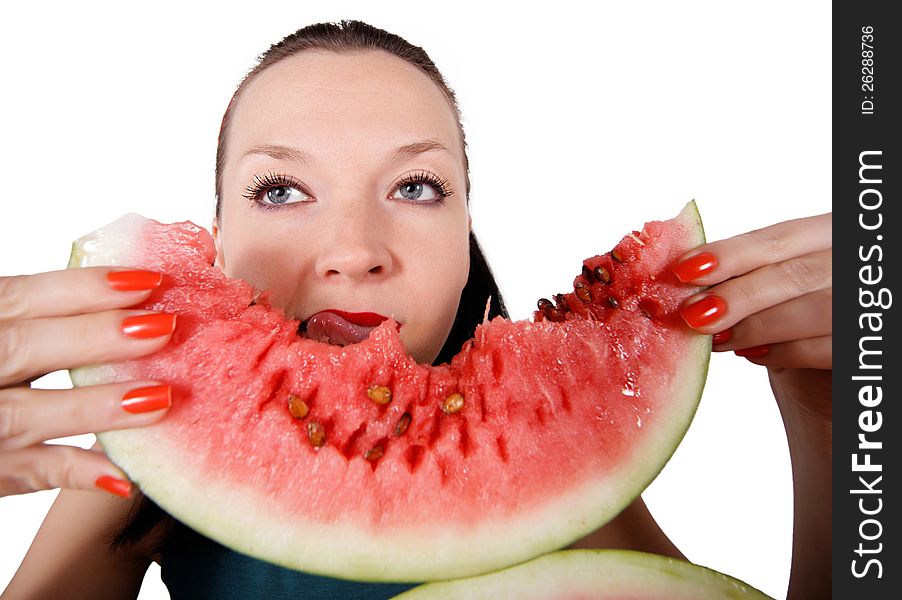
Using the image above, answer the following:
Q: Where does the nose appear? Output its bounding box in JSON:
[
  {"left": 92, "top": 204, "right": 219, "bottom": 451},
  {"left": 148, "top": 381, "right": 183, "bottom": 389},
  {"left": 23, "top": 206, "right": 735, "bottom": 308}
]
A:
[{"left": 313, "top": 197, "right": 393, "bottom": 283}]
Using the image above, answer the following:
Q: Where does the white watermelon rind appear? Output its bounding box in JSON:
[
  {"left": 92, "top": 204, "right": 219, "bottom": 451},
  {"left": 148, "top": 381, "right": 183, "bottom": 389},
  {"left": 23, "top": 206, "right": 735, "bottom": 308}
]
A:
[
  {"left": 391, "top": 549, "right": 773, "bottom": 599},
  {"left": 69, "top": 202, "right": 712, "bottom": 582}
]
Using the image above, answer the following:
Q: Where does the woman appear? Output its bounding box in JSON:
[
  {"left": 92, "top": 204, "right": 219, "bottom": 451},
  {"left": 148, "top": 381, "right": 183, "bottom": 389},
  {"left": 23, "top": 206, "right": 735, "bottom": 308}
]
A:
[{"left": 1, "top": 20, "right": 830, "bottom": 599}]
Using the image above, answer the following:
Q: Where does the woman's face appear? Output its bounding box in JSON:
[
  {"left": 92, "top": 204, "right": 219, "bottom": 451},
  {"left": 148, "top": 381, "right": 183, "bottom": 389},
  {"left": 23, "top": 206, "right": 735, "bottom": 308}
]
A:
[{"left": 214, "top": 50, "right": 471, "bottom": 364}]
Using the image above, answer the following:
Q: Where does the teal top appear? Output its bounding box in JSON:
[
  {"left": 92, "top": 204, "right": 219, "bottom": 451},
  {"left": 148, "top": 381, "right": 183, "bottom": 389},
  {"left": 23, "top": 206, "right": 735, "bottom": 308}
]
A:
[{"left": 161, "top": 527, "right": 418, "bottom": 599}]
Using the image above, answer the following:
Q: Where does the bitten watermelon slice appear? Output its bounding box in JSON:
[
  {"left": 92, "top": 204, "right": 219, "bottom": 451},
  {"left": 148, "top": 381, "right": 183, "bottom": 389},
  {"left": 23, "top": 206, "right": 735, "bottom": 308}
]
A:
[
  {"left": 393, "top": 550, "right": 773, "bottom": 599},
  {"left": 68, "top": 202, "right": 710, "bottom": 582}
]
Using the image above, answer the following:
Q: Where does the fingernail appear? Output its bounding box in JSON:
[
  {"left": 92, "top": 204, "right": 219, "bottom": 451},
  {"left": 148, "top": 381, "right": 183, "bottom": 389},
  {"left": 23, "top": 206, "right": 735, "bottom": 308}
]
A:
[
  {"left": 679, "top": 295, "right": 726, "bottom": 328},
  {"left": 712, "top": 328, "right": 733, "bottom": 345},
  {"left": 735, "top": 345, "right": 770, "bottom": 358},
  {"left": 120, "top": 313, "right": 177, "bottom": 339},
  {"left": 95, "top": 475, "right": 131, "bottom": 498},
  {"left": 106, "top": 270, "right": 163, "bottom": 291},
  {"left": 121, "top": 384, "right": 171, "bottom": 414},
  {"left": 671, "top": 252, "right": 718, "bottom": 283}
]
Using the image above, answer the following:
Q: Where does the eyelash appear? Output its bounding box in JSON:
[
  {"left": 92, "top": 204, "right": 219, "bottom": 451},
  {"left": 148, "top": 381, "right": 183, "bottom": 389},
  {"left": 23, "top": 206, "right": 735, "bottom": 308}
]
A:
[
  {"left": 398, "top": 170, "right": 454, "bottom": 203},
  {"left": 241, "top": 171, "right": 306, "bottom": 209},
  {"left": 241, "top": 170, "right": 454, "bottom": 209}
]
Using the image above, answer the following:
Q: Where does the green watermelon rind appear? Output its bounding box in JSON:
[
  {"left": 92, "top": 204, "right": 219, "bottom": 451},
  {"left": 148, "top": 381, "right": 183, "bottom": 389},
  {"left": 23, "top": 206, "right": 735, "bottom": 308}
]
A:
[
  {"left": 391, "top": 549, "right": 773, "bottom": 599},
  {"left": 68, "top": 202, "right": 713, "bottom": 582}
]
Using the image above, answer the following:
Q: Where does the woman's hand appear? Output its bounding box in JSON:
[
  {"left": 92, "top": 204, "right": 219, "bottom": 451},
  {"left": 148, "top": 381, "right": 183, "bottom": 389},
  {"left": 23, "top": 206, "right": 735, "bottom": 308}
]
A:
[
  {"left": 670, "top": 212, "right": 832, "bottom": 419},
  {"left": 670, "top": 211, "right": 832, "bottom": 600},
  {"left": 0, "top": 267, "right": 176, "bottom": 499}
]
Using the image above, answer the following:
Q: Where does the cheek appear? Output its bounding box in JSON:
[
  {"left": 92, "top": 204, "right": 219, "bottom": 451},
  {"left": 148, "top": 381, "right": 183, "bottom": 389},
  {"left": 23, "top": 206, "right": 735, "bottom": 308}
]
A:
[
  {"left": 218, "top": 217, "right": 305, "bottom": 308},
  {"left": 401, "top": 229, "right": 470, "bottom": 363}
]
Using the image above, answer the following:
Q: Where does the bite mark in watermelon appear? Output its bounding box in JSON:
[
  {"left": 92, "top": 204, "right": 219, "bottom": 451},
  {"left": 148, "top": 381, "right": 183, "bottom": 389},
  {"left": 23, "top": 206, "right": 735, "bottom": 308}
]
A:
[
  {"left": 392, "top": 550, "right": 773, "bottom": 599},
  {"left": 68, "top": 202, "right": 710, "bottom": 582}
]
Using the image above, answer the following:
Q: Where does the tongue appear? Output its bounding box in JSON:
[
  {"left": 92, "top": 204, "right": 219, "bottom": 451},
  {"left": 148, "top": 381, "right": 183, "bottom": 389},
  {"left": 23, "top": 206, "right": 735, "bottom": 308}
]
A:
[{"left": 303, "top": 311, "right": 376, "bottom": 346}]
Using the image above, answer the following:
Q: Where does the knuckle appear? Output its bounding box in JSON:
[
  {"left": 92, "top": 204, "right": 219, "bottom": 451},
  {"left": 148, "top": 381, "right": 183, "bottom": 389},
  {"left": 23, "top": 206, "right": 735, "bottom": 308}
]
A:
[
  {"left": 750, "top": 228, "right": 788, "bottom": 260},
  {"left": 820, "top": 249, "right": 833, "bottom": 285},
  {"left": 0, "top": 322, "right": 30, "bottom": 384},
  {"left": 0, "top": 393, "right": 27, "bottom": 451},
  {"left": 0, "top": 388, "right": 32, "bottom": 451},
  {"left": 43, "top": 445, "right": 81, "bottom": 491},
  {"left": 0, "top": 275, "right": 28, "bottom": 321},
  {"left": 816, "top": 288, "right": 833, "bottom": 325},
  {"left": 1, "top": 470, "right": 40, "bottom": 496},
  {"left": 777, "top": 255, "right": 826, "bottom": 295},
  {"left": 0, "top": 449, "right": 44, "bottom": 495}
]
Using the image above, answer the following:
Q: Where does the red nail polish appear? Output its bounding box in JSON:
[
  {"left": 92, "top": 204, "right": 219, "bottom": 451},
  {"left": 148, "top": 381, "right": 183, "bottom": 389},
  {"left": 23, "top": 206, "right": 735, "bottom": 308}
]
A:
[
  {"left": 121, "top": 385, "right": 172, "bottom": 414},
  {"left": 712, "top": 328, "right": 733, "bottom": 345},
  {"left": 95, "top": 475, "right": 132, "bottom": 498},
  {"left": 106, "top": 270, "right": 163, "bottom": 291},
  {"left": 671, "top": 252, "right": 718, "bottom": 283},
  {"left": 734, "top": 345, "right": 770, "bottom": 358},
  {"left": 679, "top": 295, "right": 726, "bottom": 328},
  {"left": 120, "top": 313, "right": 177, "bottom": 339}
]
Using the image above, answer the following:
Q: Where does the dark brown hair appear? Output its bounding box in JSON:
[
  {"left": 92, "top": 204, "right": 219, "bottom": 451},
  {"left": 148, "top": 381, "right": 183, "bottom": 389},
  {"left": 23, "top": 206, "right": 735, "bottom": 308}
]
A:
[{"left": 112, "top": 19, "right": 508, "bottom": 557}]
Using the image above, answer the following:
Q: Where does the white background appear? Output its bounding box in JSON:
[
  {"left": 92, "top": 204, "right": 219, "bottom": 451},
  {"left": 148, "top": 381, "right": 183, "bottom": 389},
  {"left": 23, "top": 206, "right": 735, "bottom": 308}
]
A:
[{"left": 0, "top": 1, "right": 830, "bottom": 598}]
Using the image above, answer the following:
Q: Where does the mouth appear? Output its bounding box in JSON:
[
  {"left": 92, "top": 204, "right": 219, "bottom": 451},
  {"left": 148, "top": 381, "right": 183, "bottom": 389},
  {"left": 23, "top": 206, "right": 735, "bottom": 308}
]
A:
[{"left": 298, "top": 310, "right": 391, "bottom": 346}]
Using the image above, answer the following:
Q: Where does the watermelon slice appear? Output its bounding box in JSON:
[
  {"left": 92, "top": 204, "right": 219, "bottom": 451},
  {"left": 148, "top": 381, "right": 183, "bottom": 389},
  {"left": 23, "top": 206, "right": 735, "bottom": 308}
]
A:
[
  {"left": 68, "top": 201, "right": 710, "bottom": 582},
  {"left": 392, "top": 550, "right": 773, "bottom": 599}
]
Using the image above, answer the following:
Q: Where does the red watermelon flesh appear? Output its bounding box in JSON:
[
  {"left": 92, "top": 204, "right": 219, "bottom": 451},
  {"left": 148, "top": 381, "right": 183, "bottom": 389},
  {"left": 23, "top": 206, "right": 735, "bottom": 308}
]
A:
[{"left": 68, "top": 201, "right": 709, "bottom": 582}]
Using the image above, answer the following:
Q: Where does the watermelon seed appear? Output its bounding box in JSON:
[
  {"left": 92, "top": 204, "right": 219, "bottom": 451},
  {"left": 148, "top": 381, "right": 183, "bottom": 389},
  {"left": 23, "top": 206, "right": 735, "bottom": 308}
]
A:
[
  {"left": 611, "top": 248, "right": 624, "bottom": 263},
  {"left": 307, "top": 421, "right": 326, "bottom": 448},
  {"left": 574, "top": 282, "right": 592, "bottom": 304},
  {"left": 537, "top": 298, "right": 565, "bottom": 322},
  {"left": 594, "top": 266, "right": 612, "bottom": 284},
  {"left": 640, "top": 305, "right": 652, "bottom": 318},
  {"left": 607, "top": 297, "right": 620, "bottom": 308},
  {"left": 288, "top": 394, "right": 309, "bottom": 419},
  {"left": 442, "top": 393, "right": 465, "bottom": 415},
  {"left": 394, "top": 412, "right": 412, "bottom": 436},
  {"left": 367, "top": 385, "right": 392, "bottom": 405},
  {"left": 553, "top": 293, "right": 570, "bottom": 313},
  {"left": 581, "top": 264, "right": 595, "bottom": 284},
  {"left": 364, "top": 444, "right": 384, "bottom": 462}
]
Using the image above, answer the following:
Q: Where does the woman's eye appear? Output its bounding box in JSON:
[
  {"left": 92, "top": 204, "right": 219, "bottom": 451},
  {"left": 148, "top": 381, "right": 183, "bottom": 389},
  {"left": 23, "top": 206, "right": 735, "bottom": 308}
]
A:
[
  {"left": 393, "top": 182, "right": 440, "bottom": 202},
  {"left": 242, "top": 172, "right": 313, "bottom": 208},
  {"left": 263, "top": 185, "right": 309, "bottom": 205}
]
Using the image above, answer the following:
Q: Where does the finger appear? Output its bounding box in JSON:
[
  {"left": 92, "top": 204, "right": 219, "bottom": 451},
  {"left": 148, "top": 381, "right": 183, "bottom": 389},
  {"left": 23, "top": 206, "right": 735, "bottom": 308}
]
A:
[
  {"left": 0, "top": 309, "right": 177, "bottom": 387},
  {"left": 671, "top": 213, "right": 831, "bottom": 286},
  {"left": 713, "top": 288, "right": 832, "bottom": 350},
  {"left": 734, "top": 336, "right": 832, "bottom": 370},
  {"left": 678, "top": 249, "right": 831, "bottom": 334},
  {"left": 0, "top": 266, "right": 163, "bottom": 323},
  {"left": 0, "top": 381, "right": 171, "bottom": 451},
  {"left": 0, "top": 443, "right": 132, "bottom": 498}
]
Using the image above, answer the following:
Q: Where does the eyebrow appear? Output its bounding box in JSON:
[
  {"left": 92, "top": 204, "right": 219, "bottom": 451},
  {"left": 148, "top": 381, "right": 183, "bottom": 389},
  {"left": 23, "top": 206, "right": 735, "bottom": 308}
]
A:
[
  {"left": 242, "top": 143, "right": 313, "bottom": 165},
  {"left": 240, "top": 140, "right": 452, "bottom": 165},
  {"left": 386, "top": 140, "right": 452, "bottom": 163}
]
